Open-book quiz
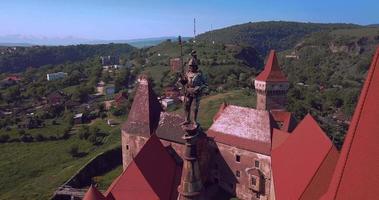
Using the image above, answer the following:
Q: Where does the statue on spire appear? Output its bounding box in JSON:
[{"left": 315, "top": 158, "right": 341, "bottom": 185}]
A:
[{"left": 179, "top": 50, "right": 207, "bottom": 125}]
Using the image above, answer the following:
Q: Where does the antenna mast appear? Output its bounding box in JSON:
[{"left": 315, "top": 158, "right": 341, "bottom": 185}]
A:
[{"left": 193, "top": 18, "right": 196, "bottom": 43}]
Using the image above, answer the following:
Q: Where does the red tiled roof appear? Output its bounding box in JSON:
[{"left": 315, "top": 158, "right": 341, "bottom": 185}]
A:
[
  {"left": 271, "top": 128, "right": 290, "bottom": 150},
  {"left": 272, "top": 114, "right": 339, "bottom": 200},
  {"left": 270, "top": 110, "right": 297, "bottom": 132},
  {"left": 255, "top": 50, "right": 288, "bottom": 82},
  {"left": 105, "top": 134, "right": 180, "bottom": 200},
  {"left": 207, "top": 105, "right": 273, "bottom": 155},
  {"left": 122, "top": 78, "right": 162, "bottom": 137},
  {"left": 321, "top": 46, "right": 379, "bottom": 200},
  {"left": 83, "top": 185, "right": 106, "bottom": 200}
]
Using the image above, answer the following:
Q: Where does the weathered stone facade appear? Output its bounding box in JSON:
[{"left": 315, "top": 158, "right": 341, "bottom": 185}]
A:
[
  {"left": 121, "top": 132, "right": 148, "bottom": 170},
  {"left": 255, "top": 80, "right": 289, "bottom": 111},
  {"left": 209, "top": 141, "right": 272, "bottom": 200}
]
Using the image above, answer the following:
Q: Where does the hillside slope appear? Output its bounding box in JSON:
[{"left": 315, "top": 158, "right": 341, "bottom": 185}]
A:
[
  {"left": 0, "top": 43, "right": 136, "bottom": 73},
  {"left": 197, "top": 21, "right": 360, "bottom": 55}
]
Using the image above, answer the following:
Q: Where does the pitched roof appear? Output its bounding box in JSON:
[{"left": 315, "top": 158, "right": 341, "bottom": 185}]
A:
[
  {"left": 270, "top": 110, "right": 297, "bottom": 132},
  {"left": 105, "top": 134, "right": 180, "bottom": 200},
  {"left": 272, "top": 114, "right": 339, "bottom": 200},
  {"left": 321, "top": 46, "right": 379, "bottom": 200},
  {"left": 83, "top": 185, "right": 106, "bottom": 200},
  {"left": 207, "top": 105, "right": 273, "bottom": 155},
  {"left": 122, "top": 77, "right": 162, "bottom": 137},
  {"left": 155, "top": 112, "right": 186, "bottom": 144},
  {"left": 271, "top": 128, "right": 290, "bottom": 150},
  {"left": 255, "top": 50, "right": 288, "bottom": 82}
]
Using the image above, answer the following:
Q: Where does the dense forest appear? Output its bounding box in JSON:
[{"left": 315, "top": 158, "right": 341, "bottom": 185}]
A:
[
  {"left": 197, "top": 21, "right": 362, "bottom": 55},
  {"left": 0, "top": 43, "right": 136, "bottom": 73}
]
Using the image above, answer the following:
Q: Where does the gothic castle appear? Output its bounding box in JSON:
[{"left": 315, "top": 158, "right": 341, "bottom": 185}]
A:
[{"left": 83, "top": 46, "right": 379, "bottom": 200}]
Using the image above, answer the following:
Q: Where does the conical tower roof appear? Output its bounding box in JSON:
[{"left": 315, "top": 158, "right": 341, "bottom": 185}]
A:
[
  {"left": 83, "top": 185, "right": 106, "bottom": 200},
  {"left": 122, "top": 75, "right": 162, "bottom": 137},
  {"left": 255, "top": 50, "right": 288, "bottom": 82}
]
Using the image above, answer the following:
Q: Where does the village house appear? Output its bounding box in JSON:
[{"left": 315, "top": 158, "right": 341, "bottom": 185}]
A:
[{"left": 47, "top": 72, "right": 67, "bottom": 81}]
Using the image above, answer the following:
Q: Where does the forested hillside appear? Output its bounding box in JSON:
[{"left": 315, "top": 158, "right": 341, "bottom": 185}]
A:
[
  {"left": 197, "top": 21, "right": 361, "bottom": 55},
  {"left": 0, "top": 43, "right": 136, "bottom": 73}
]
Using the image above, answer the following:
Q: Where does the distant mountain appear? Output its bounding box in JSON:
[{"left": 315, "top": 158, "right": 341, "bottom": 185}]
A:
[
  {"left": 0, "top": 43, "right": 34, "bottom": 47},
  {"left": 0, "top": 35, "right": 191, "bottom": 48},
  {"left": 197, "top": 21, "right": 361, "bottom": 55}
]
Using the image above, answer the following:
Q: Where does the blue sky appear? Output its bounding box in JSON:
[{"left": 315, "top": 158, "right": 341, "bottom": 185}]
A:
[{"left": 0, "top": 0, "right": 378, "bottom": 40}]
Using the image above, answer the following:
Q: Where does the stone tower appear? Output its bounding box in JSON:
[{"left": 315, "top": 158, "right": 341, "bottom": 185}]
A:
[
  {"left": 121, "top": 75, "right": 162, "bottom": 170},
  {"left": 178, "top": 124, "right": 203, "bottom": 200},
  {"left": 254, "top": 50, "right": 289, "bottom": 111}
]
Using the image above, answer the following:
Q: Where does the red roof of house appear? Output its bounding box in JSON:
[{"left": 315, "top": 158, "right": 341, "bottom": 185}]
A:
[
  {"left": 207, "top": 105, "right": 273, "bottom": 155},
  {"left": 105, "top": 134, "right": 180, "bottom": 200},
  {"left": 321, "top": 46, "right": 379, "bottom": 200},
  {"left": 271, "top": 128, "right": 290, "bottom": 150},
  {"left": 5, "top": 75, "right": 21, "bottom": 81},
  {"left": 114, "top": 92, "right": 128, "bottom": 104},
  {"left": 270, "top": 110, "right": 297, "bottom": 132},
  {"left": 122, "top": 77, "right": 162, "bottom": 137},
  {"left": 83, "top": 185, "right": 106, "bottom": 200},
  {"left": 255, "top": 50, "right": 288, "bottom": 82},
  {"left": 272, "top": 114, "right": 339, "bottom": 200}
]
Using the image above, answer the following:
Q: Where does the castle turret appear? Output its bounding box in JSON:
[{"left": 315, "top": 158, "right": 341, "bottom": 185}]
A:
[
  {"left": 254, "top": 50, "right": 289, "bottom": 111},
  {"left": 178, "top": 124, "right": 203, "bottom": 200},
  {"left": 121, "top": 75, "right": 162, "bottom": 169}
]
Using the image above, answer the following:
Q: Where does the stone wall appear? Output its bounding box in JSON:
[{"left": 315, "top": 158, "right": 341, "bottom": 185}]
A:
[
  {"left": 209, "top": 141, "right": 273, "bottom": 200},
  {"left": 51, "top": 147, "right": 122, "bottom": 200}
]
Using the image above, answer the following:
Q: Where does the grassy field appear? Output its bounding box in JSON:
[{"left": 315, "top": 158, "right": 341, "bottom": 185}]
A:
[
  {"left": 0, "top": 119, "right": 121, "bottom": 200},
  {"left": 0, "top": 89, "right": 255, "bottom": 199},
  {"left": 94, "top": 165, "right": 123, "bottom": 191}
]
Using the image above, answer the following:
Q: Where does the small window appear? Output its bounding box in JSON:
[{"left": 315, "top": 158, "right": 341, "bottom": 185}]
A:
[
  {"left": 126, "top": 145, "right": 129, "bottom": 150},
  {"left": 255, "top": 160, "right": 260, "bottom": 168},
  {"left": 251, "top": 176, "right": 257, "bottom": 186},
  {"left": 236, "top": 170, "right": 240, "bottom": 178},
  {"left": 236, "top": 154, "right": 241, "bottom": 162}
]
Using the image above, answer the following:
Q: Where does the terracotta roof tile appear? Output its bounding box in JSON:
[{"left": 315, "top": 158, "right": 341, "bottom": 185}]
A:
[
  {"left": 272, "top": 114, "right": 339, "bottom": 200},
  {"left": 83, "top": 185, "right": 106, "bottom": 200},
  {"left": 270, "top": 110, "right": 297, "bottom": 132},
  {"left": 322, "top": 46, "right": 379, "bottom": 200},
  {"left": 207, "top": 105, "right": 273, "bottom": 155},
  {"left": 255, "top": 50, "right": 288, "bottom": 82},
  {"left": 105, "top": 135, "right": 180, "bottom": 200},
  {"left": 271, "top": 128, "right": 290, "bottom": 150}
]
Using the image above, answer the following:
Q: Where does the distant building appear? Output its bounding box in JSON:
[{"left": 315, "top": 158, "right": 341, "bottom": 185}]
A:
[
  {"left": 170, "top": 58, "right": 182, "bottom": 73},
  {"left": 100, "top": 55, "right": 119, "bottom": 66},
  {"left": 73, "top": 113, "right": 83, "bottom": 124},
  {"left": 96, "top": 82, "right": 115, "bottom": 96},
  {"left": 47, "top": 72, "right": 67, "bottom": 81},
  {"left": 161, "top": 97, "right": 175, "bottom": 109}
]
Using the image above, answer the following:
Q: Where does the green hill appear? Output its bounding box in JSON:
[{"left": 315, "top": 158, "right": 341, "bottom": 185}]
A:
[
  {"left": 197, "top": 21, "right": 361, "bottom": 55},
  {"left": 0, "top": 43, "right": 136, "bottom": 73}
]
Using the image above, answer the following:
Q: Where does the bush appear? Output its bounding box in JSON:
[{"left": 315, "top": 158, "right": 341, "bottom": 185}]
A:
[
  {"left": 20, "top": 134, "right": 34, "bottom": 143},
  {"left": 68, "top": 145, "right": 80, "bottom": 157},
  {"left": 0, "top": 134, "right": 10, "bottom": 143},
  {"left": 78, "top": 125, "right": 90, "bottom": 140},
  {"left": 35, "top": 134, "right": 45, "bottom": 141}
]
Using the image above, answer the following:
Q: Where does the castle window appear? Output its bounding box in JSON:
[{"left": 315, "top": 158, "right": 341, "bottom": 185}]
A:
[
  {"left": 236, "top": 170, "right": 240, "bottom": 178},
  {"left": 236, "top": 154, "right": 241, "bottom": 162},
  {"left": 126, "top": 145, "right": 129, "bottom": 150},
  {"left": 251, "top": 176, "right": 257, "bottom": 186},
  {"left": 255, "top": 160, "right": 260, "bottom": 168}
]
